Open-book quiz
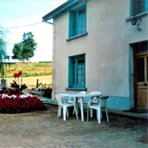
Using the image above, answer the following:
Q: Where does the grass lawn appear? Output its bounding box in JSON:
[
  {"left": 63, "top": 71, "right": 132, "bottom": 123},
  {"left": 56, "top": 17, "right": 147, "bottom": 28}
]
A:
[{"left": 3, "top": 62, "right": 52, "bottom": 89}]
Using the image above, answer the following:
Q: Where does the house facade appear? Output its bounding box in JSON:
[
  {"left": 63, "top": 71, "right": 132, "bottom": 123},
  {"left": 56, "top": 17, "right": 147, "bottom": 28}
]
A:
[{"left": 43, "top": 0, "right": 148, "bottom": 110}]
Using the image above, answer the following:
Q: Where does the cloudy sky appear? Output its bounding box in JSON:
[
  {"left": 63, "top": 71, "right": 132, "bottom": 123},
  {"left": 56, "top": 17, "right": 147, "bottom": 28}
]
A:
[{"left": 0, "top": 0, "right": 67, "bottom": 62}]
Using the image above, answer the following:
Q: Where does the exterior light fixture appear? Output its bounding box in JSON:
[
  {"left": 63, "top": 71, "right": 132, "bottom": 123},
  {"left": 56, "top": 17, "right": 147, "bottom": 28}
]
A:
[
  {"left": 131, "top": 17, "right": 142, "bottom": 31},
  {"left": 131, "top": 18, "right": 137, "bottom": 25}
]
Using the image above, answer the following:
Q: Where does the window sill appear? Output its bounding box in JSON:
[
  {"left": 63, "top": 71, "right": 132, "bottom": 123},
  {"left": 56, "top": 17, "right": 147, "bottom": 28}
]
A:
[
  {"left": 66, "top": 87, "right": 87, "bottom": 91},
  {"left": 67, "top": 32, "right": 88, "bottom": 41},
  {"left": 126, "top": 11, "right": 148, "bottom": 22}
]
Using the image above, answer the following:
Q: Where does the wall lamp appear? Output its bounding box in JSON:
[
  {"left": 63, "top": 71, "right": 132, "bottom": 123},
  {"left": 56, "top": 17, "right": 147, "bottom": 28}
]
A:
[{"left": 131, "top": 17, "right": 142, "bottom": 31}]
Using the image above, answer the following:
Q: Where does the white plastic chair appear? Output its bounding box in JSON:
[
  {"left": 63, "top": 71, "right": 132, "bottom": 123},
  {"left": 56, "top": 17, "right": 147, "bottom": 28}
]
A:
[
  {"left": 56, "top": 94, "right": 78, "bottom": 121},
  {"left": 78, "top": 91, "right": 86, "bottom": 95},
  {"left": 87, "top": 91, "right": 109, "bottom": 124}
]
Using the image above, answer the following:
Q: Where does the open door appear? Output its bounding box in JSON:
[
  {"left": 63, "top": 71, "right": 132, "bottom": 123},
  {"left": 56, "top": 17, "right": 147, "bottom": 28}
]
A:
[{"left": 133, "top": 41, "right": 148, "bottom": 109}]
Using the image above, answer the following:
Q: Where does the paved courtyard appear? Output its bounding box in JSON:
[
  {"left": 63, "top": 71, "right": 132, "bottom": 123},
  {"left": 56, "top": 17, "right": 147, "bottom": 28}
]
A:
[{"left": 0, "top": 105, "right": 147, "bottom": 148}]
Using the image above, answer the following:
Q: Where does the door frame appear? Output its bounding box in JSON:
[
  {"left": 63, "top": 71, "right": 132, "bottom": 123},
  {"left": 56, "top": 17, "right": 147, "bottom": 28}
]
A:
[{"left": 132, "top": 41, "right": 148, "bottom": 109}]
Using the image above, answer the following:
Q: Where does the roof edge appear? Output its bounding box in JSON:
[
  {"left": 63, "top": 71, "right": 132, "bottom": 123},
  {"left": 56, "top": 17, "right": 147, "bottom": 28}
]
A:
[{"left": 42, "top": 0, "right": 81, "bottom": 22}]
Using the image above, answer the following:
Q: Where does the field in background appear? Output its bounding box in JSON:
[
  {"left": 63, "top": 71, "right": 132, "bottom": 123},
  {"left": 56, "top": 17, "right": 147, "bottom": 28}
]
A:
[{"left": 4, "top": 62, "right": 52, "bottom": 88}]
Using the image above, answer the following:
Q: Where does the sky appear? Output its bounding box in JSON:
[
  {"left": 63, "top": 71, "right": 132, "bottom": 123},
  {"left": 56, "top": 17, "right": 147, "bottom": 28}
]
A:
[{"left": 0, "top": 0, "right": 67, "bottom": 62}]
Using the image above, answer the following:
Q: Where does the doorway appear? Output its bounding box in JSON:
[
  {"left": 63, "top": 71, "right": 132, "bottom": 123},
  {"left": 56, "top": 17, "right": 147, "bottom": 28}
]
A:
[{"left": 133, "top": 41, "right": 148, "bottom": 109}]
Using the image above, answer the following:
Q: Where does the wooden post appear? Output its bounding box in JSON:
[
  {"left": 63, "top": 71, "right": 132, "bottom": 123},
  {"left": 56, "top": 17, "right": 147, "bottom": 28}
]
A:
[{"left": 36, "top": 79, "right": 39, "bottom": 88}]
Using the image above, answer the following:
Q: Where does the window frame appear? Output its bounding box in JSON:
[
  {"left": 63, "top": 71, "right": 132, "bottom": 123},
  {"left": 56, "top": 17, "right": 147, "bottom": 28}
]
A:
[
  {"left": 68, "top": 4, "right": 87, "bottom": 39},
  {"left": 68, "top": 54, "right": 86, "bottom": 89}
]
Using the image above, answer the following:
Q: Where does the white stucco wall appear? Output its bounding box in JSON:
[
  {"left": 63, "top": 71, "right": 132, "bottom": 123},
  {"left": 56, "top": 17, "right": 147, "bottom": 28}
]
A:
[
  {"left": 52, "top": 0, "right": 148, "bottom": 109},
  {"left": 86, "top": 0, "right": 129, "bottom": 96}
]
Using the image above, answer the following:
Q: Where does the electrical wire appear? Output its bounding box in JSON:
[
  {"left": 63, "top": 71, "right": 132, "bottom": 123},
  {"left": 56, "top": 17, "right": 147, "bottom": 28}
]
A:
[{"left": 2, "top": 21, "right": 51, "bottom": 30}]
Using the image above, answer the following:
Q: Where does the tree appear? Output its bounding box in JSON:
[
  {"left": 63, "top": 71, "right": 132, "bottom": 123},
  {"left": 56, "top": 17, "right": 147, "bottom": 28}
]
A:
[
  {"left": 12, "top": 42, "right": 24, "bottom": 61},
  {"left": 12, "top": 32, "right": 37, "bottom": 62},
  {"left": 0, "top": 28, "right": 7, "bottom": 78}
]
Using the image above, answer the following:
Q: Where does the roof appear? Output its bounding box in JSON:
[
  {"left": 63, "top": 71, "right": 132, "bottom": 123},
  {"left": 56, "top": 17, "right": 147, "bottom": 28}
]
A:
[{"left": 42, "top": 0, "right": 83, "bottom": 22}]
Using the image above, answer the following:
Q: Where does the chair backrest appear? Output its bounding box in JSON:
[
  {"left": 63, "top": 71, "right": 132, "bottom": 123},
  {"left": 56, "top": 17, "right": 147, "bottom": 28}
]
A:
[
  {"left": 89, "top": 91, "right": 101, "bottom": 101},
  {"left": 101, "top": 99, "right": 106, "bottom": 108},
  {"left": 56, "top": 94, "right": 63, "bottom": 106},
  {"left": 78, "top": 91, "right": 86, "bottom": 95},
  {"left": 56, "top": 94, "right": 75, "bottom": 105},
  {"left": 88, "top": 91, "right": 102, "bottom": 106},
  {"left": 89, "top": 91, "right": 101, "bottom": 96},
  {"left": 100, "top": 96, "right": 109, "bottom": 108}
]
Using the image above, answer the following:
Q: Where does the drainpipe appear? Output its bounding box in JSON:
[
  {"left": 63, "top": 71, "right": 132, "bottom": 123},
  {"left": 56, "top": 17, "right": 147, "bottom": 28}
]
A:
[{"left": 42, "top": 18, "right": 56, "bottom": 100}]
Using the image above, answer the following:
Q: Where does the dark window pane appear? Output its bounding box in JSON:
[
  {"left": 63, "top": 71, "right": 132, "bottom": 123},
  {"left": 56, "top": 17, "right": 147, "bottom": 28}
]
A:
[
  {"left": 78, "top": 8, "right": 86, "bottom": 35},
  {"left": 137, "top": 58, "right": 144, "bottom": 82},
  {"left": 134, "top": 42, "right": 148, "bottom": 53},
  {"left": 70, "top": 11, "right": 77, "bottom": 37},
  {"left": 132, "top": 0, "right": 144, "bottom": 15},
  {"left": 77, "top": 63, "right": 85, "bottom": 86},
  {"left": 78, "top": 58, "right": 85, "bottom": 64}
]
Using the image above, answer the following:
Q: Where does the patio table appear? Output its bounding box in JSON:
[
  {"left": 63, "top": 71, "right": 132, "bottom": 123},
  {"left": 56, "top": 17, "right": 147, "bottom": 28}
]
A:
[{"left": 59, "top": 93, "right": 108, "bottom": 122}]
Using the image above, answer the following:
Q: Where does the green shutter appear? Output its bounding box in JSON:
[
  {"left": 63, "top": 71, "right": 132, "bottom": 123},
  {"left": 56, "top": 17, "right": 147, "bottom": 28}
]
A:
[
  {"left": 68, "top": 57, "right": 72, "bottom": 87},
  {"left": 69, "top": 12, "right": 73, "bottom": 38}
]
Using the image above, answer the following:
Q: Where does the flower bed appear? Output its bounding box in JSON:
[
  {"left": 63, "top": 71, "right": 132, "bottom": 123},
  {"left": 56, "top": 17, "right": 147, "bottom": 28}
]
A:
[
  {"left": 0, "top": 70, "right": 47, "bottom": 113},
  {"left": 0, "top": 94, "right": 46, "bottom": 113}
]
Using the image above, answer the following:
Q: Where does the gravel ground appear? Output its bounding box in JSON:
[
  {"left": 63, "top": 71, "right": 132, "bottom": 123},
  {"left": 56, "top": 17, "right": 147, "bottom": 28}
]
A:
[{"left": 0, "top": 105, "right": 147, "bottom": 148}]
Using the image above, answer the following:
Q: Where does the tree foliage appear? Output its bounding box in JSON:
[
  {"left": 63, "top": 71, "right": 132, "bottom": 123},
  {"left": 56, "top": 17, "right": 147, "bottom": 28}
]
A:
[
  {"left": 0, "top": 30, "right": 7, "bottom": 61},
  {"left": 12, "top": 32, "right": 37, "bottom": 62},
  {"left": 12, "top": 42, "right": 23, "bottom": 61},
  {"left": 0, "top": 28, "right": 7, "bottom": 78}
]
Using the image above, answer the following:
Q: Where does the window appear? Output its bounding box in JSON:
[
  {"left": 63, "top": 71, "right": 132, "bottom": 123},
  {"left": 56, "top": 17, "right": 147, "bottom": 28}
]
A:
[
  {"left": 68, "top": 54, "right": 85, "bottom": 89},
  {"left": 69, "top": 6, "right": 86, "bottom": 38},
  {"left": 131, "top": 0, "right": 148, "bottom": 16},
  {"left": 137, "top": 58, "right": 144, "bottom": 82}
]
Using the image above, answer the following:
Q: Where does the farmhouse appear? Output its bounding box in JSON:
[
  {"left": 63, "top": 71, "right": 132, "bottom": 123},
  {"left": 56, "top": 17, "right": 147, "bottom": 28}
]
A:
[{"left": 43, "top": 0, "right": 148, "bottom": 110}]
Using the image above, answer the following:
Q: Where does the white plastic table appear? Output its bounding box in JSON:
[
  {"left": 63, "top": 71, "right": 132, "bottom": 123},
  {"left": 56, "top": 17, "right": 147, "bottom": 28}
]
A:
[{"left": 59, "top": 93, "right": 103, "bottom": 122}]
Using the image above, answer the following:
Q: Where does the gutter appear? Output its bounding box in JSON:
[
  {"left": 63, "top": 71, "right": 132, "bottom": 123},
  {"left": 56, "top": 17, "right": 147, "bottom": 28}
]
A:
[{"left": 42, "top": 0, "right": 81, "bottom": 22}]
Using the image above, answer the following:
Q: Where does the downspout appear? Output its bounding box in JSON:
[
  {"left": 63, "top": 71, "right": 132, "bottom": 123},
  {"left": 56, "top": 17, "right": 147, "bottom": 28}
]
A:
[
  {"left": 52, "top": 21, "right": 57, "bottom": 100},
  {"left": 42, "top": 19, "right": 56, "bottom": 100}
]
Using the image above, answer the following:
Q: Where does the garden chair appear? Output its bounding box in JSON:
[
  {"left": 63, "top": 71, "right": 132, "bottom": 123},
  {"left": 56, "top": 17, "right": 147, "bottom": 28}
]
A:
[
  {"left": 56, "top": 94, "right": 78, "bottom": 121},
  {"left": 87, "top": 91, "right": 109, "bottom": 124}
]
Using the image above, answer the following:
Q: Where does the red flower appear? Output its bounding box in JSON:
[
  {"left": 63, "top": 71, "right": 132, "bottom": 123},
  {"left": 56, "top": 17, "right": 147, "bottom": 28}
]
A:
[
  {"left": 18, "top": 71, "right": 22, "bottom": 77},
  {"left": 13, "top": 71, "right": 22, "bottom": 78},
  {"left": 13, "top": 73, "right": 19, "bottom": 78}
]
